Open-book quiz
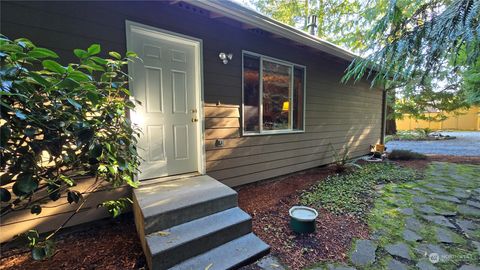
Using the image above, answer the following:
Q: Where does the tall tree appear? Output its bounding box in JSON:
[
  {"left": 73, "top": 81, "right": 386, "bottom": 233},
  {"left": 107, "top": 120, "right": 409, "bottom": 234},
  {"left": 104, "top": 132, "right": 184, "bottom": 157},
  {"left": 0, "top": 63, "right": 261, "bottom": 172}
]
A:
[{"left": 247, "top": 0, "right": 480, "bottom": 128}]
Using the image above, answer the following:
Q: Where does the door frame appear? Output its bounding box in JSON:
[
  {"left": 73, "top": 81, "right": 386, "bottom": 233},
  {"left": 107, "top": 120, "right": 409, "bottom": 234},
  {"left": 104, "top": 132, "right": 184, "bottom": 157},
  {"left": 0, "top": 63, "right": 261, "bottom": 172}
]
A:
[{"left": 125, "top": 20, "right": 206, "bottom": 177}]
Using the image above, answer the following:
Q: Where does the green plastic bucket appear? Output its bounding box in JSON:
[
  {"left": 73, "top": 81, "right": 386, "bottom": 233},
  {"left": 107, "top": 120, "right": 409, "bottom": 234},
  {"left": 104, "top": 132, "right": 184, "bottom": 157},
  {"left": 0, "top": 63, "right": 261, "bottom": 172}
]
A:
[{"left": 289, "top": 206, "right": 318, "bottom": 233}]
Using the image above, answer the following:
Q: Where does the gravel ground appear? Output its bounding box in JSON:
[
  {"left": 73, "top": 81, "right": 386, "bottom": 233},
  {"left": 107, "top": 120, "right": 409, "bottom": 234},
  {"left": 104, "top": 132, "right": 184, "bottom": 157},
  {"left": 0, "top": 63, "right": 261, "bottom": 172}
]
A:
[{"left": 386, "top": 131, "right": 480, "bottom": 156}]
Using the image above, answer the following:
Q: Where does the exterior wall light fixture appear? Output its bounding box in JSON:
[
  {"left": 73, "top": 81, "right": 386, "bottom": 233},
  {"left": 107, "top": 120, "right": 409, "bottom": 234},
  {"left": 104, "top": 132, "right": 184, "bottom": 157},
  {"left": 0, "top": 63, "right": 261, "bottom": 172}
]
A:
[{"left": 219, "top": 52, "right": 233, "bottom": 64}]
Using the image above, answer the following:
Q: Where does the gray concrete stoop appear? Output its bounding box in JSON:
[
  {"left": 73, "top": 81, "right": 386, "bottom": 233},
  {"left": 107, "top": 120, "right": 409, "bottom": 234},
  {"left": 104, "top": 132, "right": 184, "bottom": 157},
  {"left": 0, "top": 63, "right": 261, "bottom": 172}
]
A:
[{"left": 133, "top": 175, "right": 270, "bottom": 270}]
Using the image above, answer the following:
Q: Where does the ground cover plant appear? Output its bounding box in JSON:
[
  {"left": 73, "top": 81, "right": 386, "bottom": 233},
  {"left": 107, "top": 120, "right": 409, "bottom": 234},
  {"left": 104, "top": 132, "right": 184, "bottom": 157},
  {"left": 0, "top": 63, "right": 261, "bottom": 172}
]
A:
[{"left": 300, "top": 163, "right": 418, "bottom": 217}]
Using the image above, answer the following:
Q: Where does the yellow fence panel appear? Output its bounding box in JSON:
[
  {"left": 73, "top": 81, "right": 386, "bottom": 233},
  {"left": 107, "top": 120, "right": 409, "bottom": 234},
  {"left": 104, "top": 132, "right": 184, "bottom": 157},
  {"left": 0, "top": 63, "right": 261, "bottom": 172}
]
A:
[{"left": 397, "top": 107, "right": 480, "bottom": 131}]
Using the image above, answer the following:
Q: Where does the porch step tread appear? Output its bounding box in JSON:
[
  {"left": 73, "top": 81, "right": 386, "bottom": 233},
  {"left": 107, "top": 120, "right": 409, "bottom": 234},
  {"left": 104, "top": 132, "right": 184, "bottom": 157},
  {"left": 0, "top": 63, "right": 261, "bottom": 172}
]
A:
[
  {"left": 146, "top": 207, "right": 251, "bottom": 255},
  {"left": 135, "top": 175, "right": 236, "bottom": 218},
  {"left": 169, "top": 233, "right": 270, "bottom": 270},
  {"left": 134, "top": 175, "right": 238, "bottom": 233}
]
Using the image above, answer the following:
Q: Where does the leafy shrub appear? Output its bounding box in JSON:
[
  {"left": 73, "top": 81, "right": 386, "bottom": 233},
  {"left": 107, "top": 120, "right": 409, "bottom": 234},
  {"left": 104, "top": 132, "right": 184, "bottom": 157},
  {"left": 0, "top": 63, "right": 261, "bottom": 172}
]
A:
[
  {"left": 388, "top": 150, "right": 427, "bottom": 160},
  {"left": 300, "top": 163, "right": 417, "bottom": 216},
  {"left": 0, "top": 35, "right": 140, "bottom": 259}
]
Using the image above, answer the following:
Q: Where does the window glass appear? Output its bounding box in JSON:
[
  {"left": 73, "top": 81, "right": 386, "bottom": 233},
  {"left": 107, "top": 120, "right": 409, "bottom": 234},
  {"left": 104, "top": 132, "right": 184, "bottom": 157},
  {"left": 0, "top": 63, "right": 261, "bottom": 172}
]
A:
[
  {"left": 293, "top": 67, "right": 304, "bottom": 130},
  {"left": 243, "top": 55, "right": 260, "bottom": 132},
  {"left": 242, "top": 52, "right": 305, "bottom": 135},
  {"left": 262, "top": 60, "right": 292, "bottom": 131}
]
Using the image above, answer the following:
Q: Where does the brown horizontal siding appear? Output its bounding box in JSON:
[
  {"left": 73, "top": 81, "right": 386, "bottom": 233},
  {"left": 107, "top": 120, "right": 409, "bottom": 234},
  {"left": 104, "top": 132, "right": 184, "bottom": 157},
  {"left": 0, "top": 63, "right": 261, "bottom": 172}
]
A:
[{"left": 1, "top": 0, "right": 383, "bottom": 242}]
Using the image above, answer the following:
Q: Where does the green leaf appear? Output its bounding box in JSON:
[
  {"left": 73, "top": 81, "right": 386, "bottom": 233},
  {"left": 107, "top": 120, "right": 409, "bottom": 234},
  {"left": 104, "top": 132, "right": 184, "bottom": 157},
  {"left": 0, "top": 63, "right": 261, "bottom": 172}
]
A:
[
  {"left": 86, "top": 91, "right": 100, "bottom": 105},
  {"left": 73, "top": 49, "right": 88, "bottom": 59},
  {"left": 90, "top": 56, "right": 108, "bottom": 65},
  {"left": 87, "top": 44, "right": 101, "bottom": 55},
  {"left": 67, "top": 190, "right": 82, "bottom": 204},
  {"left": 89, "top": 143, "right": 103, "bottom": 158},
  {"left": 28, "top": 47, "right": 59, "bottom": 59},
  {"left": 67, "top": 98, "right": 82, "bottom": 110},
  {"left": 0, "top": 44, "right": 22, "bottom": 53},
  {"left": 126, "top": 51, "right": 137, "bottom": 58},
  {"left": 25, "top": 127, "right": 36, "bottom": 138},
  {"left": 12, "top": 173, "right": 37, "bottom": 196},
  {"left": 0, "top": 125, "right": 11, "bottom": 147},
  {"left": 0, "top": 173, "right": 14, "bottom": 185},
  {"left": 32, "top": 246, "right": 47, "bottom": 260},
  {"left": 67, "top": 70, "right": 91, "bottom": 82},
  {"left": 42, "top": 60, "right": 66, "bottom": 74},
  {"left": 29, "top": 72, "right": 50, "bottom": 86},
  {"left": 31, "top": 204, "right": 42, "bottom": 215},
  {"left": 83, "top": 60, "right": 105, "bottom": 71},
  {"left": 109, "top": 51, "right": 121, "bottom": 60},
  {"left": 0, "top": 188, "right": 11, "bottom": 202},
  {"left": 59, "top": 174, "right": 75, "bottom": 187},
  {"left": 57, "top": 78, "right": 80, "bottom": 89},
  {"left": 117, "top": 157, "right": 127, "bottom": 170}
]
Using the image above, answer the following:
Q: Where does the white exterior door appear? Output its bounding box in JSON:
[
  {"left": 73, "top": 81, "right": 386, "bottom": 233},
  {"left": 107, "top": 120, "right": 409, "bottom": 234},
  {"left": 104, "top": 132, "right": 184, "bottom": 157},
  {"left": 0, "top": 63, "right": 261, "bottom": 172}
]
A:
[{"left": 127, "top": 23, "right": 201, "bottom": 180}]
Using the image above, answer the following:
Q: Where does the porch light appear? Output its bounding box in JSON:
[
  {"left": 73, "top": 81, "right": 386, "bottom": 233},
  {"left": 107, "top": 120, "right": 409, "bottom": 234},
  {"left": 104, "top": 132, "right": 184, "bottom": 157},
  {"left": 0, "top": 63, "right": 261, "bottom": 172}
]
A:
[{"left": 219, "top": 52, "right": 233, "bottom": 64}]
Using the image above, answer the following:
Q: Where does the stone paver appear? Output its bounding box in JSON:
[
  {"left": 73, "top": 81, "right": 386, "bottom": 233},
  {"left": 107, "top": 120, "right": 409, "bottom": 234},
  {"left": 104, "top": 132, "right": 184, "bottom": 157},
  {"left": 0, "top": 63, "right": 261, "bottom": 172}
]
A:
[
  {"left": 458, "top": 205, "right": 480, "bottom": 217},
  {"left": 456, "top": 219, "right": 478, "bottom": 235},
  {"left": 387, "top": 259, "right": 408, "bottom": 270},
  {"left": 254, "top": 255, "right": 286, "bottom": 270},
  {"left": 422, "top": 215, "right": 456, "bottom": 228},
  {"left": 326, "top": 264, "right": 357, "bottom": 270},
  {"left": 418, "top": 204, "right": 436, "bottom": 214},
  {"left": 466, "top": 200, "right": 480, "bottom": 209},
  {"left": 435, "top": 227, "right": 460, "bottom": 244},
  {"left": 403, "top": 229, "right": 423, "bottom": 242},
  {"left": 416, "top": 244, "right": 451, "bottom": 258},
  {"left": 350, "top": 240, "right": 377, "bottom": 266},
  {"left": 405, "top": 217, "right": 423, "bottom": 230},
  {"left": 399, "top": 208, "right": 414, "bottom": 216},
  {"left": 413, "top": 196, "right": 428, "bottom": 203},
  {"left": 458, "top": 265, "right": 480, "bottom": 270},
  {"left": 431, "top": 194, "right": 462, "bottom": 203},
  {"left": 416, "top": 259, "right": 437, "bottom": 270},
  {"left": 385, "top": 243, "right": 411, "bottom": 260}
]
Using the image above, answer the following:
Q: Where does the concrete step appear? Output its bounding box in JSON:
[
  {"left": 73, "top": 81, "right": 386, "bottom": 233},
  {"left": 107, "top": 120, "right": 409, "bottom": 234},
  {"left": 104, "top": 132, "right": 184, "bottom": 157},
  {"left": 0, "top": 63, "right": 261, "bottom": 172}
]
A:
[
  {"left": 170, "top": 233, "right": 271, "bottom": 270},
  {"left": 146, "top": 207, "right": 252, "bottom": 269},
  {"left": 133, "top": 175, "right": 237, "bottom": 234}
]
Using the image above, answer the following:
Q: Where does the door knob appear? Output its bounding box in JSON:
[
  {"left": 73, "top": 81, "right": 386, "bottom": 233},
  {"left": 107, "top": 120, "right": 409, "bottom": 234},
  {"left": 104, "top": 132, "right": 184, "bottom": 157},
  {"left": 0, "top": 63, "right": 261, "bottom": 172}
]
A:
[{"left": 192, "top": 118, "right": 198, "bottom": 122}]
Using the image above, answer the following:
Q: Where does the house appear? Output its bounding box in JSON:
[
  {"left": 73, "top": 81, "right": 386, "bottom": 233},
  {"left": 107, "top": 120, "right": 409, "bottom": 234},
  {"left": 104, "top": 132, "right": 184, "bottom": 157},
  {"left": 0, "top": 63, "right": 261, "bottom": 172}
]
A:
[{"left": 1, "top": 1, "right": 385, "bottom": 268}]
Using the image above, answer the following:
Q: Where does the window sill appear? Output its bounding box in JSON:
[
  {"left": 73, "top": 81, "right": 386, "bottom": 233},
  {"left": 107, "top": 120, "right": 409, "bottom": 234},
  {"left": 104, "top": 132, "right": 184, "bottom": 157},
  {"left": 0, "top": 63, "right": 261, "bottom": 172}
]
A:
[{"left": 242, "top": 130, "right": 305, "bottom": 136}]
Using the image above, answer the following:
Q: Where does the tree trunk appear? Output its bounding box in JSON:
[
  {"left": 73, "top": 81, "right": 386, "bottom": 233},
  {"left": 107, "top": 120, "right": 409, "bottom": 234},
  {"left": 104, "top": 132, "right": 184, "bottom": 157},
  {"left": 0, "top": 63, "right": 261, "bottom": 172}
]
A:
[{"left": 385, "top": 93, "right": 397, "bottom": 135}]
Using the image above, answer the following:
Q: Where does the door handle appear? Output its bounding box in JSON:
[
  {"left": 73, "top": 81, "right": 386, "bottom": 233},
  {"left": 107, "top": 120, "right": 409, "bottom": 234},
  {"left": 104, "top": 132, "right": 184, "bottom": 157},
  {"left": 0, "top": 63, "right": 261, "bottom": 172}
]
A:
[{"left": 192, "top": 118, "right": 198, "bottom": 122}]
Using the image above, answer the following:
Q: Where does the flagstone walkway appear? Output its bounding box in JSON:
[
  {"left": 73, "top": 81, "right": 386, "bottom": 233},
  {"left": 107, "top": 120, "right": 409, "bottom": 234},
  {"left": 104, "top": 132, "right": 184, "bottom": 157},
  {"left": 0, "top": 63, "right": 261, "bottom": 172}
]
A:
[{"left": 323, "top": 162, "right": 480, "bottom": 270}]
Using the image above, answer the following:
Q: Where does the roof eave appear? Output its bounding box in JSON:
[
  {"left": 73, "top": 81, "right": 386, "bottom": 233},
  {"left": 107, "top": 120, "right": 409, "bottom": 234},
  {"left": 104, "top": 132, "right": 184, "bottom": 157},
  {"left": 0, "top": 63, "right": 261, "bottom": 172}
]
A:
[{"left": 189, "top": 0, "right": 358, "bottom": 62}]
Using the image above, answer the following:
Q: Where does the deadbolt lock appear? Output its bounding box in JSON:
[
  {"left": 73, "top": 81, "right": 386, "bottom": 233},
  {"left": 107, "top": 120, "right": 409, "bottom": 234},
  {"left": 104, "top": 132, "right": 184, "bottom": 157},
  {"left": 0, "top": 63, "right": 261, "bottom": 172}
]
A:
[{"left": 191, "top": 109, "right": 198, "bottom": 113}]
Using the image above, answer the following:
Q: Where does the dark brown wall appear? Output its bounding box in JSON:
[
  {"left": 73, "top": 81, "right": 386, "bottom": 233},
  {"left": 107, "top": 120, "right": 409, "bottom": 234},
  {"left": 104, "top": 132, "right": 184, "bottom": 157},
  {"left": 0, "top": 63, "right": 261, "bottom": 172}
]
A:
[{"left": 1, "top": 1, "right": 383, "bottom": 241}]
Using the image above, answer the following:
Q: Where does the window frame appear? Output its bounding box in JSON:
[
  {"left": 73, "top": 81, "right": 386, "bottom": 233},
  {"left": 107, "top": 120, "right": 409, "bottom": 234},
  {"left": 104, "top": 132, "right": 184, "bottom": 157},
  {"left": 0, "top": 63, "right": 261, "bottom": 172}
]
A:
[{"left": 241, "top": 50, "right": 306, "bottom": 136}]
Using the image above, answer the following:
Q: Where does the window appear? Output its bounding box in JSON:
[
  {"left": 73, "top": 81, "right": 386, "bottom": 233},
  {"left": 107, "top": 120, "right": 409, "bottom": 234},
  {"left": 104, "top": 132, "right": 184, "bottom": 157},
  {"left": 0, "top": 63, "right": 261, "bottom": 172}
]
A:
[{"left": 242, "top": 51, "right": 305, "bottom": 135}]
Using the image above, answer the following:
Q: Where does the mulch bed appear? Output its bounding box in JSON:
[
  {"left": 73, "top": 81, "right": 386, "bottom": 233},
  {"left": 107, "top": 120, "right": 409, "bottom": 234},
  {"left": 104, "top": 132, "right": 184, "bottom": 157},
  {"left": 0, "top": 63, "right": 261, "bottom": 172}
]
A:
[
  {"left": 236, "top": 166, "right": 369, "bottom": 270},
  {"left": 0, "top": 215, "right": 146, "bottom": 270}
]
